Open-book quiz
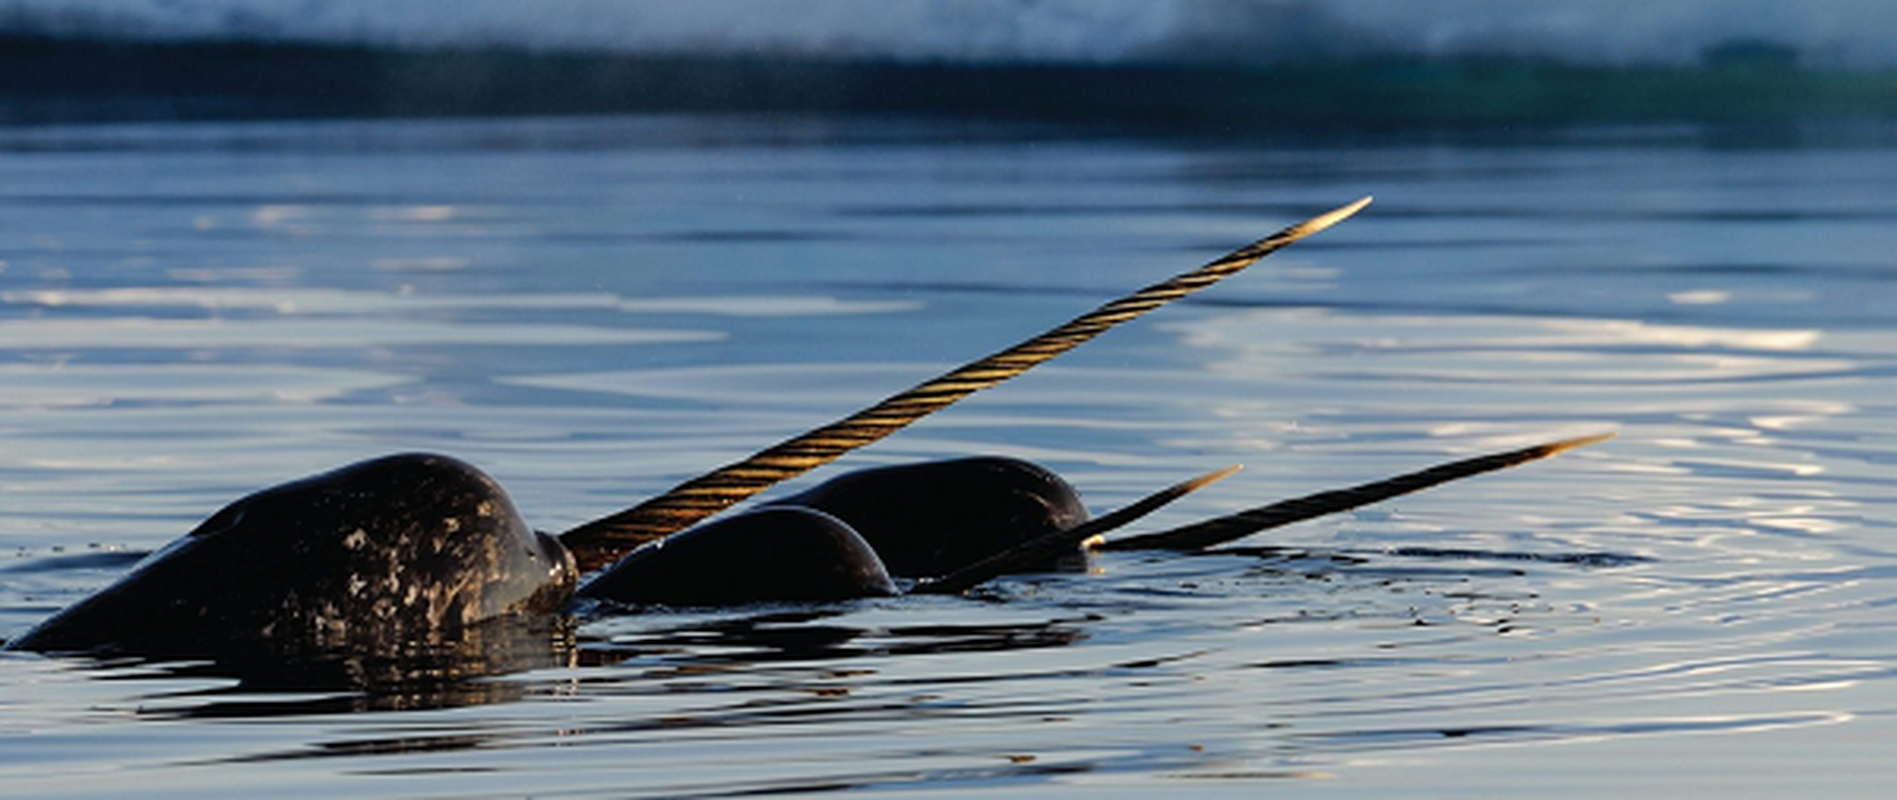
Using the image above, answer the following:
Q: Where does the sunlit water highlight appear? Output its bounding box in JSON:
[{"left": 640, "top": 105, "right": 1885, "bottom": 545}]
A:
[{"left": 1, "top": 116, "right": 1893, "bottom": 797}]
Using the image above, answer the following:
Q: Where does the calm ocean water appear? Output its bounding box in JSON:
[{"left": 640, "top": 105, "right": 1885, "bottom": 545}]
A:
[{"left": 2, "top": 115, "right": 1894, "bottom": 796}]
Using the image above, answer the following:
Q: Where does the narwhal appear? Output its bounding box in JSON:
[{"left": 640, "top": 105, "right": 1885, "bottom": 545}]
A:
[{"left": 4, "top": 197, "right": 1610, "bottom": 677}]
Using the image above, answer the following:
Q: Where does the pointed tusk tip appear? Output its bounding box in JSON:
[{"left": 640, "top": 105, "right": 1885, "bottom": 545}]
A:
[
  {"left": 1194, "top": 464, "right": 1245, "bottom": 489},
  {"left": 1293, "top": 196, "right": 1375, "bottom": 237},
  {"left": 1544, "top": 431, "right": 1618, "bottom": 455}
]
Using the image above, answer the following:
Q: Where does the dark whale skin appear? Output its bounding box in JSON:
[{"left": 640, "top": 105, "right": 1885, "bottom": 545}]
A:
[
  {"left": 577, "top": 506, "right": 898, "bottom": 607},
  {"left": 766, "top": 456, "right": 1090, "bottom": 578},
  {"left": 6, "top": 453, "right": 576, "bottom": 659}
]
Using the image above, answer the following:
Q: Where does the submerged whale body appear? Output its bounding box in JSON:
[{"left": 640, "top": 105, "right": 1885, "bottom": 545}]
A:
[
  {"left": 576, "top": 457, "right": 1098, "bottom": 606},
  {"left": 577, "top": 506, "right": 899, "bottom": 606},
  {"left": 7, "top": 453, "right": 576, "bottom": 658},
  {"left": 5, "top": 432, "right": 1609, "bottom": 665},
  {"left": 766, "top": 457, "right": 1089, "bottom": 578},
  {"left": 3, "top": 454, "right": 1085, "bottom": 655},
  {"left": 1, "top": 453, "right": 1096, "bottom": 656}
]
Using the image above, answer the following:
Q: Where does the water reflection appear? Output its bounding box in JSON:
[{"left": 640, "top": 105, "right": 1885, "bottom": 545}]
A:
[
  {"left": 11, "top": 538, "right": 1654, "bottom": 719},
  {"left": 35, "top": 614, "right": 575, "bottom": 718},
  {"left": 117, "top": 542, "right": 1709, "bottom": 792},
  {"left": 583, "top": 606, "right": 1094, "bottom": 669},
  {"left": 1290, "top": 711, "right": 1850, "bottom": 750}
]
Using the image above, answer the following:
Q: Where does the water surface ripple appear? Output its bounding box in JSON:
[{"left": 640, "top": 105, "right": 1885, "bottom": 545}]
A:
[{"left": 2, "top": 116, "right": 1893, "bottom": 797}]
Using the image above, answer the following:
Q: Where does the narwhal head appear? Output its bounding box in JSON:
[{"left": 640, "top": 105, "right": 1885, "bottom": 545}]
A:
[{"left": 9, "top": 453, "right": 576, "bottom": 661}]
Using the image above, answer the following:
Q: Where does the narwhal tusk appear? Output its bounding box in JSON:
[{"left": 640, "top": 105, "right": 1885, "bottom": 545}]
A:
[
  {"left": 560, "top": 197, "right": 1373, "bottom": 572},
  {"left": 1099, "top": 433, "right": 1616, "bottom": 553},
  {"left": 914, "top": 464, "right": 1243, "bottom": 596}
]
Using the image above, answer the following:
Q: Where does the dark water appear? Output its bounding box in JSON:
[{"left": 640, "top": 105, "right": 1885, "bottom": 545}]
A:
[{"left": 2, "top": 115, "right": 1894, "bottom": 796}]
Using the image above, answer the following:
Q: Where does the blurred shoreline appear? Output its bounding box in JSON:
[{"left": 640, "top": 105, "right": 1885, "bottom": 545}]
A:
[{"left": 7, "top": 33, "right": 1897, "bottom": 133}]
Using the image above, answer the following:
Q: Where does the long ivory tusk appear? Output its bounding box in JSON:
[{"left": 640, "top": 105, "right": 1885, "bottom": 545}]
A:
[
  {"left": 1101, "top": 433, "right": 1616, "bottom": 553},
  {"left": 561, "top": 197, "right": 1373, "bottom": 571}
]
